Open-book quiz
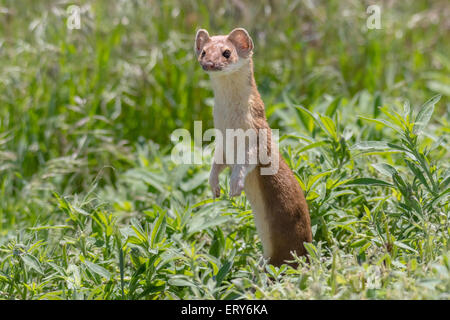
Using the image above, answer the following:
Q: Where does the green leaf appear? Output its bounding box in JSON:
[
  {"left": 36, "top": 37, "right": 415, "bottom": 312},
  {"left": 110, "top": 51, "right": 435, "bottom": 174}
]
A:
[
  {"left": 295, "top": 104, "right": 320, "bottom": 130},
  {"left": 359, "top": 116, "right": 402, "bottom": 133},
  {"left": 394, "top": 241, "right": 418, "bottom": 254},
  {"left": 116, "top": 237, "right": 125, "bottom": 299},
  {"left": 318, "top": 114, "right": 338, "bottom": 140},
  {"left": 307, "top": 169, "right": 336, "bottom": 190},
  {"left": 53, "top": 192, "right": 77, "bottom": 222},
  {"left": 343, "top": 178, "right": 393, "bottom": 187},
  {"left": 414, "top": 94, "right": 441, "bottom": 133},
  {"left": 330, "top": 190, "right": 356, "bottom": 198},
  {"left": 303, "top": 242, "right": 319, "bottom": 261},
  {"left": 180, "top": 171, "right": 209, "bottom": 192},
  {"left": 426, "top": 81, "right": 450, "bottom": 96},
  {"left": 371, "top": 163, "right": 398, "bottom": 177},
  {"left": 373, "top": 93, "right": 382, "bottom": 117},
  {"left": 130, "top": 218, "right": 147, "bottom": 244},
  {"left": 84, "top": 260, "right": 111, "bottom": 280},
  {"left": 216, "top": 260, "right": 233, "bottom": 285},
  {"left": 209, "top": 228, "right": 225, "bottom": 258},
  {"left": 126, "top": 169, "right": 166, "bottom": 193},
  {"left": 404, "top": 159, "right": 433, "bottom": 194},
  {"left": 72, "top": 205, "right": 90, "bottom": 216},
  {"left": 285, "top": 95, "right": 313, "bottom": 131},
  {"left": 150, "top": 211, "right": 167, "bottom": 247},
  {"left": 350, "top": 239, "right": 368, "bottom": 248},
  {"left": 325, "top": 96, "right": 341, "bottom": 117},
  {"left": 168, "top": 277, "right": 196, "bottom": 287},
  {"left": 403, "top": 100, "right": 411, "bottom": 120},
  {"left": 21, "top": 254, "right": 44, "bottom": 275},
  {"left": 27, "top": 225, "right": 73, "bottom": 231},
  {"left": 188, "top": 215, "right": 230, "bottom": 234},
  {"left": 265, "top": 265, "right": 278, "bottom": 278},
  {"left": 440, "top": 173, "right": 450, "bottom": 189},
  {"left": 297, "top": 140, "right": 328, "bottom": 154},
  {"left": 350, "top": 141, "right": 389, "bottom": 151},
  {"left": 67, "top": 264, "right": 81, "bottom": 289}
]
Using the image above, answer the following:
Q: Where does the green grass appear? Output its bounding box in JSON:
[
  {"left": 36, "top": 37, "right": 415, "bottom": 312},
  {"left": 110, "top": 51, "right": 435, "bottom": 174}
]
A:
[{"left": 0, "top": 0, "right": 449, "bottom": 299}]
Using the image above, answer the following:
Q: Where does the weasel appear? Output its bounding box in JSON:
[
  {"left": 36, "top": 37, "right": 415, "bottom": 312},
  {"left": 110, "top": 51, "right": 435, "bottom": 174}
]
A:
[{"left": 195, "top": 28, "right": 312, "bottom": 267}]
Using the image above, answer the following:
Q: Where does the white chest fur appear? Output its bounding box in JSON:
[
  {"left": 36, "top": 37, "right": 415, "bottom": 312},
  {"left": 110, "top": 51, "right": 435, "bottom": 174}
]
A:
[
  {"left": 209, "top": 66, "right": 273, "bottom": 260},
  {"left": 244, "top": 169, "right": 273, "bottom": 258},
  {"left": 213, "top": 99, "right": 253, "bottom": 131}
]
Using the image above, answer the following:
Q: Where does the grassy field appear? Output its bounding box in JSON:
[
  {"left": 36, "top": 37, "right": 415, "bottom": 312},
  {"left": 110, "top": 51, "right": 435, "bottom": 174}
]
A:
[{"left": 0, "top": 0, "right": 449, "bottom": 299}]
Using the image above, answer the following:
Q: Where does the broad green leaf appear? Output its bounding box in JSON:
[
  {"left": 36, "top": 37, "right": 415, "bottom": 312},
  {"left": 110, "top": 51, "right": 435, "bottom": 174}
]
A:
[
  {"left": 67, "top": 264, "right": 81, "bottom": 289},
  {"left": 303, "top": 242, "right": 319, "bottom": 261},
  {"left": 371, "top": 163, "right": 398, "bottom": 177},
  {"left": 168, "top": 277, "right": 196, "bottom": 287},
  {"left": 414, "top": 94, "right": 441, "bottom": 133},
  {"left": 130, "top": 218, "right": 147, "bottom": 244},
  {"left": 350, "top": 239, "right": 368, "bottom": 248},
  {"left": 295, "top": 104, "right": 320, "bottom": 132},
  {"left": 73, "top": 205, "right": 90, "bottom": 216},
  {"left": 404, "top": 159, "right": 433, "bottom": 194},
  {"left": 394, "top": 241, "right": 418, "bottom": 254},
  {"left": 21, "top": 254, "right": 44, "bottom": 275},
  {"left": 216, "top": 260, "right": 233, "bottom": 285},
  {"left": 85, "top": 260, "right": 111, "bottom": 280},
  {"left": 379, "top": 107, "right": 407, "bottom": 130},
  {"left": 188, "top": 215, "right": 230, "bottom": 234},
  {"left": 180, "top": 171, "right": 209, "bottom": 192},
  {"left": 307, "top": 169, "right": 336, "bottom": 190},
  {"left": 318, "top": 114, "right": 338, "bottom": 140},
  {"left": 126, "top": 169, "right": 166, "bottom": 193}
]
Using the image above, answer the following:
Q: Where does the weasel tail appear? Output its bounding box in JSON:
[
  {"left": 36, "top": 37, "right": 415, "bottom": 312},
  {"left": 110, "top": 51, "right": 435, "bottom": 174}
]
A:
[{"left": 195, "top": 28, "right": 312, "bottom": 267}]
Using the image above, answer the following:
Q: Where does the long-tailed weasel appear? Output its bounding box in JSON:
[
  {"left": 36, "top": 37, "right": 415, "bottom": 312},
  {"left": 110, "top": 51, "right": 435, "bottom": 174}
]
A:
[{"left": 195, "top": 28, "right": 312, "bottom": 267}]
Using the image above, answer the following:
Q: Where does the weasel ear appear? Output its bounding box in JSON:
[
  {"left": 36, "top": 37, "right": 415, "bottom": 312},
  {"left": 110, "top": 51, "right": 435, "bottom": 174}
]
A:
[
  {"left": 227, "top": 28, "right": 253, "bottom": 58},
  {"left": 195, "top": 29, "right": 210, "bottom": 57}
]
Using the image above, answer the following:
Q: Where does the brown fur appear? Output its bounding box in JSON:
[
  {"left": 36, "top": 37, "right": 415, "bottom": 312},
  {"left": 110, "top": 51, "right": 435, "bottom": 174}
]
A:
[{"left": 247, "top": 65, "right": 312, "bottom": 266}]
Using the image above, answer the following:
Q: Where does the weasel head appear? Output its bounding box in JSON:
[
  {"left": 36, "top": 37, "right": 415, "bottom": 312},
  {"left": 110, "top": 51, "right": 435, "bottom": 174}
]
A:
[{"left": 194, "top": 28, "right": 253, "bottom": 76}]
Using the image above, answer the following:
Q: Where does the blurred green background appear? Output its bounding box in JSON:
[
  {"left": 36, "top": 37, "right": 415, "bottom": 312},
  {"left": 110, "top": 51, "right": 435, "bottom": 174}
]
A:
[{"left": 1, "top": 0, "right": 448, "bottom": 185}]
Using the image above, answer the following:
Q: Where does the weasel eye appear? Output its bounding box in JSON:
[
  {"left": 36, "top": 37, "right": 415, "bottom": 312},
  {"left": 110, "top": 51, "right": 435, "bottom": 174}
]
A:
[
  {"left": 201, "top": 50, "right": 206, "bottom": 58},
  {"left": 222, "top": 49, "right": 231, "bottom": 59}
]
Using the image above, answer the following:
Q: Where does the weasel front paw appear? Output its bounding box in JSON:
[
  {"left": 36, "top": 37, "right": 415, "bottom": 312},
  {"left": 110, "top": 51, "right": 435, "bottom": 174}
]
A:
[
  {"left": 229, "top": 178, "right": 244, "bottom": 197},
  {"left": 209, "top": 175, "right": 221, "bottom": 199}
]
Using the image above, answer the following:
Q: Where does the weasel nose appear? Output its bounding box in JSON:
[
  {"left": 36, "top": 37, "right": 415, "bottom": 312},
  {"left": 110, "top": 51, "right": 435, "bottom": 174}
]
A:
[{"left": 202, "top": 61, "right": 214, "bottom": 70}]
